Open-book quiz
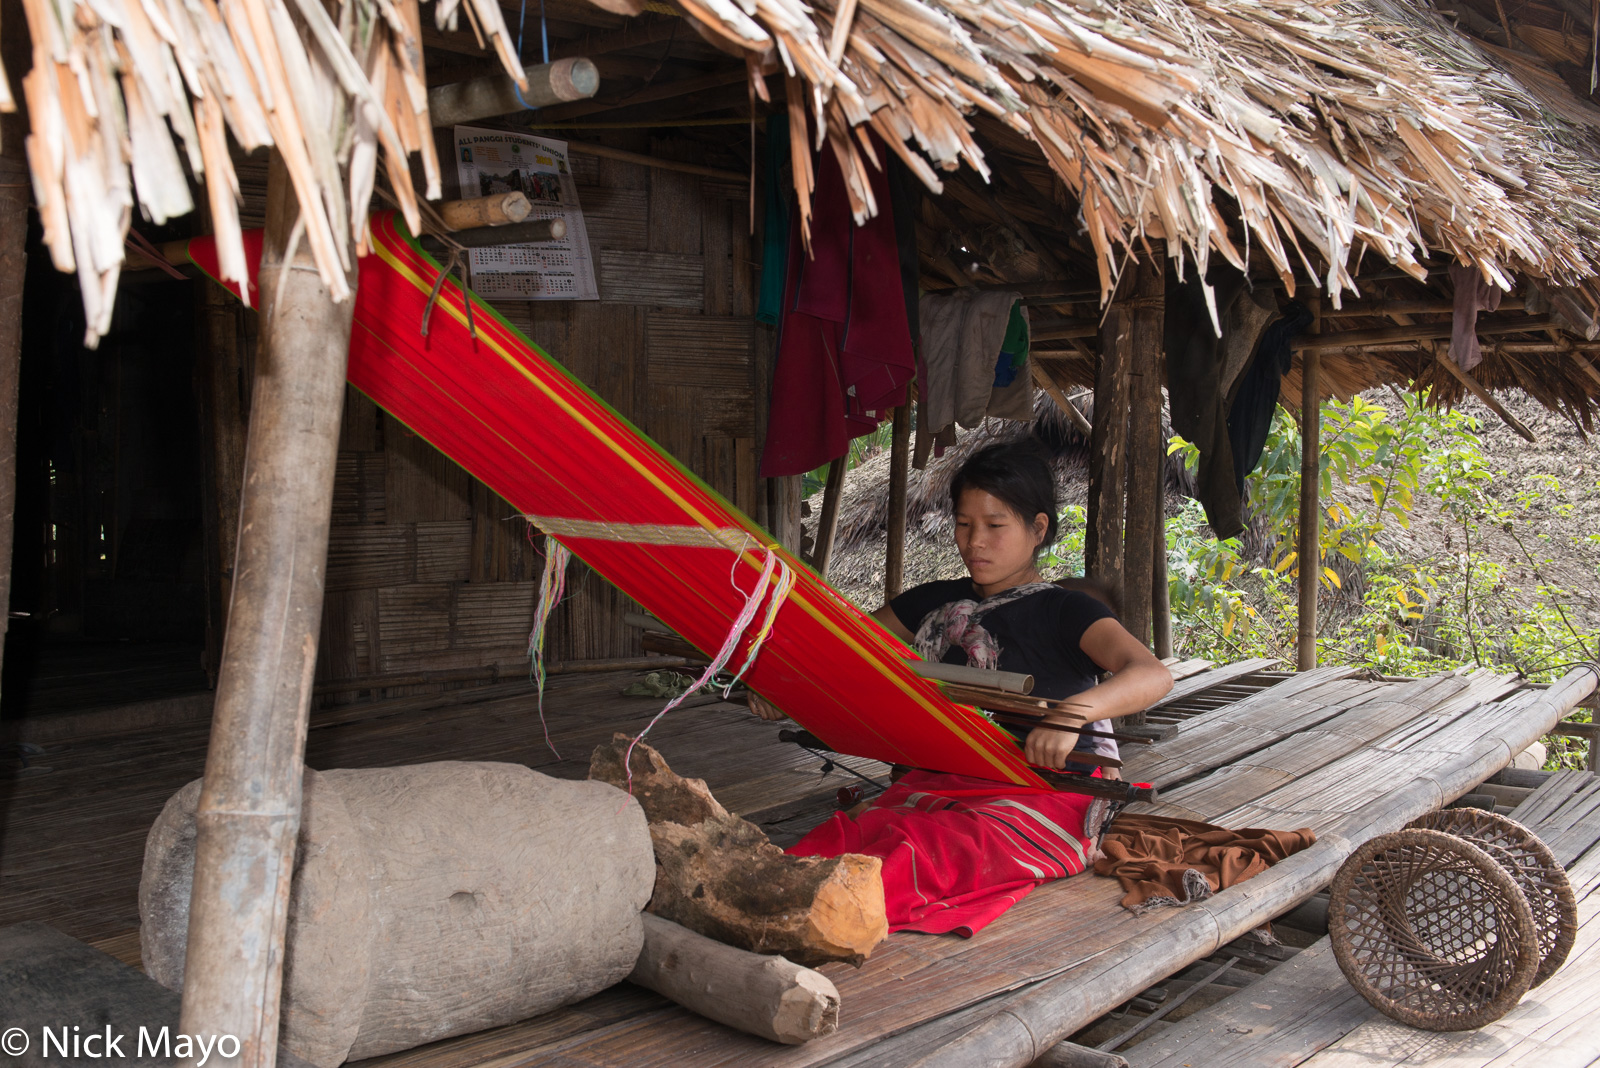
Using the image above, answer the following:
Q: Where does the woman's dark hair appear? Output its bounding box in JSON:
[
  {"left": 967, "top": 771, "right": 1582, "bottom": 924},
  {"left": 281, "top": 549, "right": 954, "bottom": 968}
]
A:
[{"left": 948, "top": 441, "right": 1058, "bottom": 554}]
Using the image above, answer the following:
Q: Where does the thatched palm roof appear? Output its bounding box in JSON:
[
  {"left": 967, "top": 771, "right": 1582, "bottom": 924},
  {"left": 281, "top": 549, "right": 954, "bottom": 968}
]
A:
[{"left": 9, "top": 0, "right": 1600, "bottom": 350}]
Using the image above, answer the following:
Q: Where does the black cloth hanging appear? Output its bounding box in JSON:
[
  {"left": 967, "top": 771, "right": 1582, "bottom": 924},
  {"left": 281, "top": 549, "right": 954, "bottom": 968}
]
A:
[
  {"left": 1227, "top": 301, "right": 1313, "bottom": 492},
  {"left": 1164, "top": 268, "right": 1249, "bottom": 540}
]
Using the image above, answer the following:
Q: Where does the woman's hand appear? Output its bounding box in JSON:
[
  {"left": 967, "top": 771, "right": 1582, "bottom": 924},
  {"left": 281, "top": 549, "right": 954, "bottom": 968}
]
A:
[
  {"left": 746, "top": 693, "right": 789, "bottom": 722},
  {"left": 1023, "top": 719, "right": 1083, "bottom": 770}
]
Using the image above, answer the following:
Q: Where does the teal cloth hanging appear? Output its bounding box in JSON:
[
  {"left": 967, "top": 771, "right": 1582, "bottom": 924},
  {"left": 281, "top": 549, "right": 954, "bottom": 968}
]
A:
[{"left": 756, "top": 114, "right": 793, "bottom": 325}]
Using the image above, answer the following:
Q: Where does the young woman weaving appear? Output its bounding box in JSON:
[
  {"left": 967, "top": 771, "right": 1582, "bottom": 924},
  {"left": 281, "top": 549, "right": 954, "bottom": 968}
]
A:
[{"left": 750, "top": 442, "right": 1174, "bottom": 935}]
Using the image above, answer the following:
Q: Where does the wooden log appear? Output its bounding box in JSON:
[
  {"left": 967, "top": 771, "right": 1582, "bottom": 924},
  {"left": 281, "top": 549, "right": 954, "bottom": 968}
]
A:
[
  {"left": 177, "top": 151, "right": 356, "bottom": 1068},
  {"left": 810, "top": 457, "right": 847, "bottom": 579},
  {"left": 1297, "top": 298, "right": 1320, "bottom": 672},
  {"left": 427, "top": 57, "right": 600, "bottom": 126},
  {"left": 1031, "top": 1042, "right": 1129, "bottom": 1067},
  {"left": 145, "top": 764, "right": 653, "bottom": 1065},
  {"left": 886, "top": 404, "right": 910, "bottom": 601},
  {"left": 437, "top": 191, "right": 531, "bottom": 230},
  {"left": 589, "top": 735, "right": 888, "bottom": 966},
  {"left": 1122, "top": 259, "right": 1162, "bottom": 653},
  {"left": 1087, "top": 284, "right": 1133, "bottom": 606},
  {"left": 630, "top": 913, "right": 840, "bottom": 1045}
]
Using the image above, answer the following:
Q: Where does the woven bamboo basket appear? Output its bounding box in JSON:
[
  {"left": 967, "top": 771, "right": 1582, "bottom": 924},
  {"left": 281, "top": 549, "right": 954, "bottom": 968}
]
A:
[
  {"left": 1408, "top": 807, "right": 1577, "bottom": 987},
  {"left": 1328, "top": 828, "right": 1540, "bottom": 1031}
]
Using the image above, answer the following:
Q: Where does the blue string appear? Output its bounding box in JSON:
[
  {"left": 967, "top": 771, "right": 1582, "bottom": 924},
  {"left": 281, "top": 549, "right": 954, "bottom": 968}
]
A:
[
  {"left": 539, "top": 0, "right": 550, "bottom": 64},
  {"left": 511, "top": 0, "right": 536, "bottom": 111}
]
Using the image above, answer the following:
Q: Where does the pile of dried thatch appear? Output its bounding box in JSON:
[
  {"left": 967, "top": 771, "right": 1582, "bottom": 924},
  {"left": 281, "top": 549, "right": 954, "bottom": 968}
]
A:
[{"left": 4, "top": 0, "right": 524, "bottom": 341}]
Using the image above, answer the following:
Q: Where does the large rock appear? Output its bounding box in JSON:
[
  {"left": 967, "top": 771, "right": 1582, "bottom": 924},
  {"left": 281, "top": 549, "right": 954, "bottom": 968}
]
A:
[{"left": 141, "top": 762, "right": 654, "bottom": 1065}]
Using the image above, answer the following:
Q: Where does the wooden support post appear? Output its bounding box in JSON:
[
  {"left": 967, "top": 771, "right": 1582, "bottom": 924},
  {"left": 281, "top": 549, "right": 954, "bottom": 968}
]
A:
[
  {"left": 1086, "top": 285, "right": 1133, "bottom": 611},
  {"left": 177, "top": 154, "right": 356, "bottom": 1068},
  {"left": 1152, "top": 510, "right": 1172, "bottom": 659},
  {"left": 885, "top": 405, "right": 910, "bottom": 601},
  {"left": 0, "top": 22, "right": 29, "bottom": 693},
  {"left": 1297, "top": 298, "right": 1321, "bottom": 672},
  {"left": 1122, "top": 259, "right": 1162, "bottom": 649},
  {"left": 809, "top": 457, "right": 846, "bottom": 580}
]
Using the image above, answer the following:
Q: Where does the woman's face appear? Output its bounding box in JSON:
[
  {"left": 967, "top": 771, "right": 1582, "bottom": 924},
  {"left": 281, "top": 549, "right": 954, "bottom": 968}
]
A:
[{"left": 953, "top": 488, "right": 1048, "bottom": 591}]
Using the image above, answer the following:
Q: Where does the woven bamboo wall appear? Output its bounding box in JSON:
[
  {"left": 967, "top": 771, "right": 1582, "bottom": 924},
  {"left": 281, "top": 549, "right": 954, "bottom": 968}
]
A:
[{"left": 313, "top": 139, "right": 763, "bottom": 701}]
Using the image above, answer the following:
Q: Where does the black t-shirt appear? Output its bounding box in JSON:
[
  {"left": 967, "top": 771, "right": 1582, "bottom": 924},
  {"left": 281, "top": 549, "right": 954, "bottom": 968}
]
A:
[{"left": 889, "top": 580, "right": 1118, "bottom": 751}]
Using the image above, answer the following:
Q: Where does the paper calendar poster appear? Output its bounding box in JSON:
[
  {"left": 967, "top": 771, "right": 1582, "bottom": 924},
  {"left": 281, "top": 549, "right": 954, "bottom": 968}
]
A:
[{"left": 452, "top": 126, "right": 599, "bottom": 301}]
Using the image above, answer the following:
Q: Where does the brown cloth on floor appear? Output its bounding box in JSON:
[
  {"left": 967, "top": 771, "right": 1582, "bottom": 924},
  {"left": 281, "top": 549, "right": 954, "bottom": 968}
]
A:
[{"left": 1093, "top": 814, "right": 1317, "bottom": 912}]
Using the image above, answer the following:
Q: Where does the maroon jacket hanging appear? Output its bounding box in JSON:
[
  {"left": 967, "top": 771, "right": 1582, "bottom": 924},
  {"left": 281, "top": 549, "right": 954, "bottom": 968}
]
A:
[{"left": 760, "top": 138, "right": 915, "bottom": 477}]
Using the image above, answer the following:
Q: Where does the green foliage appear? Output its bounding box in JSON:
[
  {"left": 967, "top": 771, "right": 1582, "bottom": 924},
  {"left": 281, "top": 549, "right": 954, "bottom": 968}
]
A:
[
  {"left": 1156, "top": 388, "right": 1596, "bottom": 770},
  {"left": 802, "top": 422, "right": 897, "bottom": 498}
]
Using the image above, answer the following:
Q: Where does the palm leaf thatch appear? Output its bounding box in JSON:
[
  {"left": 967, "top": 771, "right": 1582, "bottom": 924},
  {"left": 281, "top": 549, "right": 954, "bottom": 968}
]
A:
[{"left": 2, "top": 0, "right": 526, "bottom": 343}]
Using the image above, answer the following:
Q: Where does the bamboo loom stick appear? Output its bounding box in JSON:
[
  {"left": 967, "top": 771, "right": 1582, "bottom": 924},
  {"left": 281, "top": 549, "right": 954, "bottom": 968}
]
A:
[
  {"left": 426, "top": 57, "right": 601, "bottom": 126},
  {"left": 1297, "top": 297, "right": 1321, "bottom": 672},
  {"left": 177, "top": 154, "right": 356, "bottom": 1068}
]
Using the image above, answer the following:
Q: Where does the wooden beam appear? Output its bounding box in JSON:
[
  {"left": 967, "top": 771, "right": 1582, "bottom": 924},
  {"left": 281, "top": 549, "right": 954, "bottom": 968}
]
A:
[
  {"left": 176, "top": 152, "right": 357, "bottom": 1067},
  {"left": 1031, "top": 363, "right": 1094, "bottom": 437},
  {"left": 553, "top": 17, "right": 682, "bottom": 61},
  {"left": 564, "top": 140, "right": 746, "bottom": 182},
  {"left": 1122, "top": 258, "right": 1163, "bottom": 653},
  {"left": 1323, "top": 298, "right": 1524, "bottom": 318},
  {"left": 885, "top": 404, "right": 910, "bottom": 601},
  {"left": 531, "top": 66, "right": 747, "bottom": 124},
  {"left": 1293, "top": 315, "right": 1557, "bottom": 351},
  {"left": 809, "top": 457, "right": 847, "bottom": 579},
  {"left": 1086, "top": 285, "right": 1133, "bottom": 610},
  {"left": 1297, "top": 297, "right": 1321, "bottom": 672},
  {"left": 1433, "top": 345, "right": 1537, "bottom": 443},
  {"left": 1031, "top": 317, "right": 1100, "bottom": 341}
]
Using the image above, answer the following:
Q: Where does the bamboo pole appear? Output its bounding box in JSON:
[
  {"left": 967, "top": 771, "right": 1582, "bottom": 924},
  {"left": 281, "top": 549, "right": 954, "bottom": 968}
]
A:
[
  {"left": 176, "top": 153, "right": 356, "bottom": 1068},
  {"left": 1291, "top": 315, "right": 1555, "bottom": 350},
  {"left": 0, "top": 21, "right": 29, "bottom": 697},
  {"left": 885, "top": 404, "right": 910, "bottom": 601},
  {"left": 809, "top": 458, "right": 847, "bottom": 579},
  {"left": 1122, "top": 260, "right": 1162, "bottom": 650},
  {"left": 426, "top": 57, "right": 601, "bottom": 126},
  {"left": 437, "top": 192, "right": 532, "bottom": 230},
  {"left": 1297, "top": 297, "right": 1321, "bottom": 672},
  {"left": 1086, "top": 284, "right": 1133, "bottom": 611},
  {"left": 1432, "top": 344, "right": 1537, "bottom": 442}
]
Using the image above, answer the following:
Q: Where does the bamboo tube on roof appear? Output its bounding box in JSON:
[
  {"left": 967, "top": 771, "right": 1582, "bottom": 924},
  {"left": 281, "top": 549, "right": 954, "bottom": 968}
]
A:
[{"left": 426, "top": 58, "right": 601, "bottom": 126}]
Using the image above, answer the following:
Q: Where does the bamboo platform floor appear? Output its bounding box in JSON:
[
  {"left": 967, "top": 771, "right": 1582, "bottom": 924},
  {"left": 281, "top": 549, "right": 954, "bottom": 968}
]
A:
[
  {"left": 0, "top": 659, "right": 1593, "bottom": 1068},
  {"left": 1122, "top": 770, "right": 1600, "bottom": 1068}
]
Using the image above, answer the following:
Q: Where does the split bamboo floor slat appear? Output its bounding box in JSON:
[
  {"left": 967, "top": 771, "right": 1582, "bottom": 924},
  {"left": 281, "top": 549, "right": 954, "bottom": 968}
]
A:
[{"left": 1, "top": 661, "right": 1590, "bottom": 1068}]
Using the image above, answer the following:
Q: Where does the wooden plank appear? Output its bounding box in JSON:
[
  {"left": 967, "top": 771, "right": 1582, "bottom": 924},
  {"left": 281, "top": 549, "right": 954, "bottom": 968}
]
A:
[
  {"left": 383, "top": 413, "right": 472, "bottom": 523},
  {"left": 600, "top": 250, "right": 704, "bottom": 308},
  {"left": 646, "top": 313, "right": 754, "bottom": 389},
  {"left": 648, "top": 147, "right": 703, "bottom": 255}
]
